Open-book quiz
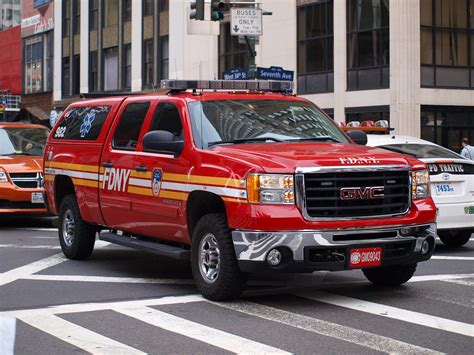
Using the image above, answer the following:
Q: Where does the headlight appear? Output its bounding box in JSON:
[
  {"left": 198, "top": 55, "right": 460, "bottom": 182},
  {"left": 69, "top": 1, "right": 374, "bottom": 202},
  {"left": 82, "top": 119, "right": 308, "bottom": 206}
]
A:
[
  {"left": 0, "top": 170, "right": 8, "bottom": 183},
  {"left": 411, "top": 169, "right": 430, "bottom": 199},
  {"left": 247, "top": 174, "right": 294, "bottom": 204}
]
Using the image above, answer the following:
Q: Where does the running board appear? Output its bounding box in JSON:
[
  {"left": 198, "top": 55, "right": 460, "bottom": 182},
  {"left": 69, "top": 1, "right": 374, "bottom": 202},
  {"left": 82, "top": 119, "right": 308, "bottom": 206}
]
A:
[{"left": 99, "top": 232, "right": 190, "bottom": 260}]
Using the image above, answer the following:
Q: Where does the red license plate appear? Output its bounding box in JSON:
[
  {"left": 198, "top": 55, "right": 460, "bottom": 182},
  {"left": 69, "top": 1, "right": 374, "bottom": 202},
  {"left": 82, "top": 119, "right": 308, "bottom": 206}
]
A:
[{"left": 350, "top": 247, "right": 382, "bottom": 268}]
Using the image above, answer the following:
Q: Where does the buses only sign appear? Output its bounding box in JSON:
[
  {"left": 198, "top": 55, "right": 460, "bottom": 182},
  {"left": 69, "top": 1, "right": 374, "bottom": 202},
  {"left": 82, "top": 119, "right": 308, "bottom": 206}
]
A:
[{"left": 230, "top": 8, "right": 262, "bottom": 36}]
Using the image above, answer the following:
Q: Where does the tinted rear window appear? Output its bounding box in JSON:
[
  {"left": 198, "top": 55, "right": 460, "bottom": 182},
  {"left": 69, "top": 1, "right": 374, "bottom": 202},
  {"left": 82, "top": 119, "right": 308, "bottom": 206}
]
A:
[
  {"left": 379, "top": 144, "right": 462, "bottom": 159},
  {"left": 53, "top": 106, "right": 111, "bottom": 140}
]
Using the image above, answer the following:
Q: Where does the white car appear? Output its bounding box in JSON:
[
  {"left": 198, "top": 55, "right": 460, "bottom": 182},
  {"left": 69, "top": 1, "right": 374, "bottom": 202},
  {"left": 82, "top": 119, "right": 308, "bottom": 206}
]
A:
[{"left": 367, "top": 135, "right": 474, "bottom": 247}]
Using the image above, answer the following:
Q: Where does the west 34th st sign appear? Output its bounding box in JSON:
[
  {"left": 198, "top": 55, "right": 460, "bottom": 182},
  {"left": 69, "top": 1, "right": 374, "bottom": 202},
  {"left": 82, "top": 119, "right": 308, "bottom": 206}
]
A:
[{"left": 231, "top": 8, "right": 262, "bottom": 36}]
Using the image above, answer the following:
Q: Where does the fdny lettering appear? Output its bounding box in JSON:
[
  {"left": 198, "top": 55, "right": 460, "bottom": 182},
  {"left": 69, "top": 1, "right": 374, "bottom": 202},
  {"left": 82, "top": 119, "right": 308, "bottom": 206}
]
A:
[
  {"left": 339, "top": 157, "right": 379, "bottom": 165},
  {"left": 428, "top": 163, "right": 464, "bottom": 174},
  {"left": 102, "top": 168, "right": 131, "bottom": 192}
]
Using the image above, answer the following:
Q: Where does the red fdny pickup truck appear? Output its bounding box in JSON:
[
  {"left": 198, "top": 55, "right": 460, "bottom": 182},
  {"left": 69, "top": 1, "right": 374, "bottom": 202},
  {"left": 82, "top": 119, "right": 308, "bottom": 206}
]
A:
[{"left": 43, "top": 80, "right": 436, "bottom": 300}]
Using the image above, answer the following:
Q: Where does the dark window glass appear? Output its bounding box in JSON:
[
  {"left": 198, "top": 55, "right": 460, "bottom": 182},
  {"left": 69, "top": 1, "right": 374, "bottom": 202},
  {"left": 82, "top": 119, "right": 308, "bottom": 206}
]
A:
[
  {"left": 379, "top": 144, "right": 462, "bottom": 159},
  {"left": 160, "top": 35, "right": 169, "bottom": 80},
  {"left": 54, "top": 106, "right": 111, "bottom": 140},
  {"left": 89, "top": 51, "right": 98, "bottom": 92},
  {"left": 421, "top": 106, "right": 474, "bottom": 151},
  {"left": 113, "top": 102, "right": 151, "bottom": 150},
  {"left": 420, "top": 0, "right": 473, "bottom": 88},
  {"left": 90, "top": 0, "right": 98, "bottom": 30},
  {"left": 297, "top": 1, "right": 334, "bottom": 94},
  {"left": 73, "top": 0, "right": 80, "bottom": 35},
  {"left": 149, "top": 102, "right": 183, "bottom": 138},
  {"left": 144, "top": 0, "right": 153, "bottom": 16},
  {"left": 218, "top": 22, "right": 249, "bottom": 77},
  {"left": 62, "top": 57, "right": 70, "bottom": 97},
  {"left": 72, "top": 55, "right": 80, "bottom": 96},
  {"left": 63, "top": 0, "right": 71, "bottom": 38},
  {"left": 347, "top": 0, "right": 389, "bottom": 90},
  {"left": 143, "top": 40, "right": 154, "bottom": 86},
  {"left": 123, "top": 44, "right": 131, "bottom": 89},
  {"left": 123, "top": 0, "right": 132, "bottom": 21},
  {"left": 103, "top": 0, "right": 119, "bottom": 27}
]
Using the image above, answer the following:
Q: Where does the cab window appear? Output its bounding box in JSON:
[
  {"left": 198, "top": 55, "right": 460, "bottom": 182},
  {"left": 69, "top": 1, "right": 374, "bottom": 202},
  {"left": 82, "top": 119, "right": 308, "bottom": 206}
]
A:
[
  {"left": 53, "top": 106, "right": 110, "bottom": 140},
  {"left": 112, "top": 102, "right": 150, "bottom": 150},
  {"left": 148, "top": 102, "right": 183, "bottom": 139}
]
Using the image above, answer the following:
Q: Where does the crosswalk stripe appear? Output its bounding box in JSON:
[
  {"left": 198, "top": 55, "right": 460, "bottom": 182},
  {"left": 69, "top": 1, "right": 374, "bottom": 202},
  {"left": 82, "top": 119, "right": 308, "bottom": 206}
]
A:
[
  {"left": 23, "top": 274, "right": 194, "bottom": 285},
  {"left": 116, "top": 306, "right": 290, "bottom": 354},
  {"left": 17, "top": 313, "right": 145, "bottom": 354},
  {"left": 298, "top": 292, "right": 474, "bottom": 337},
  {"left": 0, "top": 244, "right": 61, "bottom": 250},
  {"left": 211, "top": 300, "right": 441, "bottom": 354},
  {"left": 410, "top": 273, "right": 474, "bottom": 282},
  {"left": 441, "top": 279, "right": 474, "bottom": 286},
  {"left": 431, "top": 256, "right": 474, "bottom": 261}
]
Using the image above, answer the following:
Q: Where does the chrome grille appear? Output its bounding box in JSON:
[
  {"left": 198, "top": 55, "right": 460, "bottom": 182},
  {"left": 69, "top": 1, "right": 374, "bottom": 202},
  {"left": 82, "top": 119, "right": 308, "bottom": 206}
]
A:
[
  {"left": 9, "top": 172, "right": 44, "bottom": 189},
  {"left": 298, "top": 168, "right": 411, "bottom": 219}
]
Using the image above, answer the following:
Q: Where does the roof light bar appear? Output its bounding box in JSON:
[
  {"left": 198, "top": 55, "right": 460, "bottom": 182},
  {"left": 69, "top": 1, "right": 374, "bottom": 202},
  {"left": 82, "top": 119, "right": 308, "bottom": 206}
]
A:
[{"left": 160, "top": 80, "right": 294, "bottom": 93}]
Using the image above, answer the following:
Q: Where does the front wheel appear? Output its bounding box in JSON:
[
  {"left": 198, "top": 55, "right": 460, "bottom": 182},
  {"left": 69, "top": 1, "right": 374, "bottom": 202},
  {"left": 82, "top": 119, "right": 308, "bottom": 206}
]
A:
[
  {"left": 438, "top": 230, "right": 472, "bottom": 247},
  {"left": 363, "top": 263, "right": 417, "bottom": 286},
  {"left": 58, "top": 195, "right": 96, "bottom": 259},
  {"left": 191, "top": 213, "right": 246, "bottom": 301}
]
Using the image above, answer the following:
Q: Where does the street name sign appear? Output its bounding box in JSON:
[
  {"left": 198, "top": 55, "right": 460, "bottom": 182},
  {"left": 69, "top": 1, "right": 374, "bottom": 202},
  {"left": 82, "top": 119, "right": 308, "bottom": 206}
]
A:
[{"left": 231, "top": 8, "right": 262, "bottom": 36}]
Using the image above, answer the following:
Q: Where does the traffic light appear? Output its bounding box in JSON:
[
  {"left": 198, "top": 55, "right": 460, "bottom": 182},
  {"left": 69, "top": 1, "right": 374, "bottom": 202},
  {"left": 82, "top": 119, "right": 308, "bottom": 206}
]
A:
[
  {"left": 190, "top": 0, "right": 205, "bottom": 21},
  {"left": 210, "top": 0, "right": 225, "bottom": 21}
]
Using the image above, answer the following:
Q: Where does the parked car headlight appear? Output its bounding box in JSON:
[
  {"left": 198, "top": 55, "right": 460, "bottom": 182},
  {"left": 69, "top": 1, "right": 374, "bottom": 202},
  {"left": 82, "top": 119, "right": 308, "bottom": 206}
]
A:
[
  {"left": 411, "top": 169, "right": 430, "bottom": 199},
  {"left": 0, "top": 170, "right": 8, "bottom": 183},
  {"left": 247, "top": 174, "right": 294, "bottom": 204}
]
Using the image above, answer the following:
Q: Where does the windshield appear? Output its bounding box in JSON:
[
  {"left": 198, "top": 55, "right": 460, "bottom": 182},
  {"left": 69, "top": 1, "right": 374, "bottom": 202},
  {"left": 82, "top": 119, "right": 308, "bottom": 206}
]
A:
[
  {"left": 0, "top": 127, "right": 49, "bottom": 156},
  {"left": 379, "top": 144, "right": 463, "bottom": 159},
  {"left": 188, "top": 99, "right": 349, "bottom": 148}
]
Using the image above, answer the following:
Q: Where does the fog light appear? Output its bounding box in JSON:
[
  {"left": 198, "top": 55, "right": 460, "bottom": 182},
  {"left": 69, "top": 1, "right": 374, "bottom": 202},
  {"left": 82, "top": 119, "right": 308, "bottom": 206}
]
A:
[
  {"left": 421, "top": 240, "right": 430, "bottom": 255},
  {"left": 266, "top": 249, "right": 282, "bottom": 266},
  {"left": 400, "top": 227, "right": 412, "bottom": 236}
]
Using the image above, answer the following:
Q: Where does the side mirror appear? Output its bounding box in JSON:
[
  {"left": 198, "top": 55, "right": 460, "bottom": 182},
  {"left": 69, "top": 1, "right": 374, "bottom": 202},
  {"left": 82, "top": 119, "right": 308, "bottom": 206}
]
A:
[
  {"left": 346, "top": 130, "right": 367, "bottom": 145},
  {"left": 142, "top": 130, "right": 184, "bottom": 156}
]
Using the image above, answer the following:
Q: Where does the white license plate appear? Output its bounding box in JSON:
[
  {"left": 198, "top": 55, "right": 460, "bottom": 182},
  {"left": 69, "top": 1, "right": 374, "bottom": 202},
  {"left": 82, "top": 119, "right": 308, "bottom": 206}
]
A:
[
  {"left": 434, "top": 183, "right": 456, "bottom": 196},
  {"left": 31, "top": 192, "right": 44, "bottom": 204}
]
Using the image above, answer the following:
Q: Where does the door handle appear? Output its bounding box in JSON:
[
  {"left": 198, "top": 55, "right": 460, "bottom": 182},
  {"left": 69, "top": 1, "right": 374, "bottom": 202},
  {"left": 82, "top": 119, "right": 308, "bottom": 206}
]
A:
[
  {"left": 102, "top": 161, "right": 113, "bottom": 168},
  {"left": 135, "top": 165, "right": 148, "bottom": 172}
]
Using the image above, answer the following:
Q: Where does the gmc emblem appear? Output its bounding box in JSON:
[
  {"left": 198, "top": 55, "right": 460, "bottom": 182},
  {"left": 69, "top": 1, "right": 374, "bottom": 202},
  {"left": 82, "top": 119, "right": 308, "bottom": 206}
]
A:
[{"left": 340, "top": 186, "right": 385, "bottom": 200}]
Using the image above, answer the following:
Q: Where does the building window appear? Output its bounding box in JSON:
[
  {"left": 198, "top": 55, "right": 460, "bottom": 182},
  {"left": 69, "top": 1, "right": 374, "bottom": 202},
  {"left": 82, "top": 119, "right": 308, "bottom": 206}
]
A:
[
  {"left": 89, "top": 51, "right": 98, "bottom": 92},
  {"left": 421, "top": 106, "right": 474, "bottom": 151},
  {"left": 297, "top": 0, "right": 334, "bottom": 94},
  {"left": 0, "top": 0, "right": 21, "bottom": 30},
  {"left": 143, "top": 40, "right": 154, "bottom": 86},
  {"left": 63, "top": 0, "right": 71, "bottom": 38},
  {"left": 103, "top": 0, "right": 119, "bottom": 27},
  {"left": 25, "top": 37, "right": 43, "bottom": 94},
  {"left": 63, "top": 57, "right": 70, "bottom": 97},
  {"left": 347, "top": 0, "right": 389, "bottom": 90},
  {"left": 45, "top": 31, "right": 54, "bottom": 91},
  {"left": 72, "top": 55, "right": 80, "bottom": 96},
  {"left": 90, "top": 0, "right": 99, "bottom": 30},
  {"left": 73, "top": 0, "right": 81, "bottom": 35},
  {"left": 123, "top": 44, "right": 131, "bottom": 89},
  {"left": 420, "top": 0, "right": 473, "bottom": 88},
  {"left": 345, "top": 106, "right": 390, "bottom": 127},
  {"left": 143, "top": 0, "right": 153, "bottom": 16},
  {"left": 123, "top": 0, "right": 132, "bottom": 22},
  {"left": 160, "top": 36, "right": 169, "bottom": 80},
  {"left": 104, "top": 47, "right": 118, "bottom": 91},
  {"left": 218, "top": 23, "right": 249, "bottom": 77}
]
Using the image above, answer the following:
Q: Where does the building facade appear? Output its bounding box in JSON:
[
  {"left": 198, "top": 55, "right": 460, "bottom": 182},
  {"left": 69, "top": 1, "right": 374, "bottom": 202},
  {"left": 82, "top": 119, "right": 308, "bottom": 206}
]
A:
[{"left": 53, "top": 0, "right": 473, "bottom": 151}]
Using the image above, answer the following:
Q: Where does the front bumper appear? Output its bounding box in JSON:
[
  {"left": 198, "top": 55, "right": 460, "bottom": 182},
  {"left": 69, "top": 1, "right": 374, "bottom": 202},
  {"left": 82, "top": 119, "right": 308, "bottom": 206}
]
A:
[{"left": 232, "top": 223, "right": 436, "bottom": 273}]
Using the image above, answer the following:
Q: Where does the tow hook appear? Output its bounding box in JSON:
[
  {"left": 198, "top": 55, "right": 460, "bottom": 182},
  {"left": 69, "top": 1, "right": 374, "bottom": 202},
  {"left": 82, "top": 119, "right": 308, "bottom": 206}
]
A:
[{"left": 331, "top": 252, "right": 346, "bottom": 262}]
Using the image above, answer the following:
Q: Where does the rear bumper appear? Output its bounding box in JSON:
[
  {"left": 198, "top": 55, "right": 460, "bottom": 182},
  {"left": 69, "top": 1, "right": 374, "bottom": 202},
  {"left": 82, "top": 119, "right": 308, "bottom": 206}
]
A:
[
  {"left": 232, "top": 223, "right": 436, "bottom": 273},
  {"left": 436, "top": 202, "right": 474, "bottom": 230}
]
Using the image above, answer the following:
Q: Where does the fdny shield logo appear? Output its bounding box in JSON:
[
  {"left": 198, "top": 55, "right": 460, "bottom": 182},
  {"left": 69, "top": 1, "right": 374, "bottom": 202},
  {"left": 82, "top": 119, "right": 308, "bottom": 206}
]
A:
[{"left": 152, "top": 169, "right": 163, "bottom": 197}]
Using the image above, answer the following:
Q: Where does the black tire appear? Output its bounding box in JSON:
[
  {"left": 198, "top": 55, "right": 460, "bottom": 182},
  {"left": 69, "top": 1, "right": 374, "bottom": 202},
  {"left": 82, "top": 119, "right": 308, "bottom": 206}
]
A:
[
  {"left": 438, "top": 230, "right": 472, "bottom": 247},
  {"left": 363, "top": 263, "right": 417, "bottom": 286},
  {"left": 58, "top": 195, "right": 96, "bottom": 259},
  {"left": 191, "top": 213, "right": 246, "bottom": 301}
]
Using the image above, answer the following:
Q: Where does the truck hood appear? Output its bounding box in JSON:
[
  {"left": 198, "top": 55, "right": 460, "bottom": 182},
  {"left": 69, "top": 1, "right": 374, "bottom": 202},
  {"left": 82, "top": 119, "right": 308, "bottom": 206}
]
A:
[
  {"left": 0, "top": 155, "right": 43, "bottom": 173},
  {"left": 211, "top": 142, "right": 423, "bottom": 172}
]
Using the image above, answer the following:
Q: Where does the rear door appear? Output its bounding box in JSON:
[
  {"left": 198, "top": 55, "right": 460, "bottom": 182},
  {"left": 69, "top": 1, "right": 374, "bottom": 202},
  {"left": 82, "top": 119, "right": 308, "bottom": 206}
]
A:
[{"left": 99, "top": 99, "right": 152, "bottom": 229}]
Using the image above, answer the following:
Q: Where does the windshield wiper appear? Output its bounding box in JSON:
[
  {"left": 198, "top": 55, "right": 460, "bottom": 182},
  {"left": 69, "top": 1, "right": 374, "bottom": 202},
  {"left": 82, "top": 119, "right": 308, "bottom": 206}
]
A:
[
  {"left": 287, "top": 136, "right": 342, "bottom": 143},
  {"left": 208, "top": 137, "right": 283, "bottom": 147}
]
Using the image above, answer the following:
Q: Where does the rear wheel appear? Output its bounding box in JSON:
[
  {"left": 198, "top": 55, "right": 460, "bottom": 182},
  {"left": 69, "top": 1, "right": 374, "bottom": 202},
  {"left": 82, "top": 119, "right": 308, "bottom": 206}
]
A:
[
  {"left": 58, "top": 195, "right": 96, "bottom": 259},
  {"left": 191, "top": 213, "right": 246, "bottom": 301},
  {"left": 438, "top": 230, "right": 472, "bottom": 247},
  {"left": 363, "top": 263, "right": 417, "bottom": 286}
]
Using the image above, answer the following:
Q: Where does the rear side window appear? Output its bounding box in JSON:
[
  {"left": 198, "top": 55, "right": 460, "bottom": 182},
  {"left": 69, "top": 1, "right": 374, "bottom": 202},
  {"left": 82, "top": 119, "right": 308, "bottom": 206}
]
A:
[
  {"left": 54, "top": 106, "right": 111, "bottom": 140},
  {"left": 112, "top": 102, "right": 150, "bottom": 150}
]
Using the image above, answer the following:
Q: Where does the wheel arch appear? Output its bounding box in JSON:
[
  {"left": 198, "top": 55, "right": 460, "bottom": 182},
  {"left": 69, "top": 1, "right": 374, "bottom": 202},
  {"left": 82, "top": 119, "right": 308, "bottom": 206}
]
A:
[{"left": 186, "top": 191, "right": 226, "bottom": 239}]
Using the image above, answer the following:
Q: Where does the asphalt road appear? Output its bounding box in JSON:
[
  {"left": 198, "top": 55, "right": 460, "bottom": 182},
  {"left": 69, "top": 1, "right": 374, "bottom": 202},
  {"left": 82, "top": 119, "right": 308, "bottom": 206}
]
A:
[{"left": 0, "top": 217, "right": 473, "bottom": 354}]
